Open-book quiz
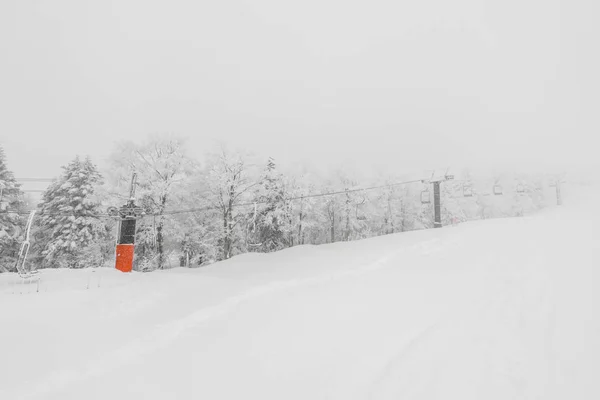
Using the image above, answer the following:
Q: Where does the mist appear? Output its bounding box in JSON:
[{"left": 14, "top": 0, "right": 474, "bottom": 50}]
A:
[{"left": 1, "top": 0, "right": 598, "bottom": 179}]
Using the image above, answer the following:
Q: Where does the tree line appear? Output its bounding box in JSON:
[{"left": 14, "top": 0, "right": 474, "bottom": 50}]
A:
[{"left": 0, "top": 136, "right": 555, "bottom": 272}]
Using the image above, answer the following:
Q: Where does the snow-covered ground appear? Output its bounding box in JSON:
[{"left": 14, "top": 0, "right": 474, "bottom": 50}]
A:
[{"left": 2, "top": 185, "right": 600, "bottom": 400}]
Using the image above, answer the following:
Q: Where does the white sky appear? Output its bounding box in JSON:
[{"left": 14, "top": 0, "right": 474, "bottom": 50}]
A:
[{"left": 1, "top": 0, "right": 598, "bottom": 183}]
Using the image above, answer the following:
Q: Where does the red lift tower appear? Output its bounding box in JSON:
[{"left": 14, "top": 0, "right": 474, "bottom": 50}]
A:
[{"left": 107, "top": 173, "right": 147, "bottom": 272}]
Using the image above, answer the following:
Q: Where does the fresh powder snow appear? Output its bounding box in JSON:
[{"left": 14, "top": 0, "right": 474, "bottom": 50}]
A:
[{"left": 1, "top": 184, "right": 599, "bottom": 400}]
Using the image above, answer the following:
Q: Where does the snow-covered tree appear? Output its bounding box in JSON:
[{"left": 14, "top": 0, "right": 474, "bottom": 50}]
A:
[
  {"left": 251, "top": 158, "right": 293, "bottom": 252},
  {"left": 371, "top": 179, "right": 401, "bottom": 235},
  {"left": 283, "top": 174, "right": 321, "bottom": 246},
  {"left": 177, "top": 215, "right": 221, "bottom": 267},
  {"left": 36, "top": 156, "right": 106, "bottom": 269},
  {"left": 203, "top": 148, "right": 259, "bottom": 260},
  {"left": 339, "top": 184, "right": 370, "bottom": 242},
  {"left": 0, "top": 146, "right": 25, "bottom": 271},
  {"left": 440, "top": 180, "right": 467, "bottom": 225},
  {"left": 319, "top": 182, "right": 340, "bottom": 243},
  {"left": 167, "top": 175, "right": 222, "bottom": 267}
]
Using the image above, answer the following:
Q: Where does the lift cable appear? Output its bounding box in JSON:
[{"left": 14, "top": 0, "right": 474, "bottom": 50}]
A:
[{"left": 0, "top": 177, "right": 427, "bottom": 218}]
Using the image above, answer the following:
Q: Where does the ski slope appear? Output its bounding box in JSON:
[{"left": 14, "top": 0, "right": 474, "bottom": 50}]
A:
[{"left": 2, "top": 185, "right": 600, "bottom": 400}]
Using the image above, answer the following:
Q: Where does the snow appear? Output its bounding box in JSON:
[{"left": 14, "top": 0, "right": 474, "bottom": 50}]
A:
[{"left": 2, "top": 184, "right": 600, "bottom": 399}]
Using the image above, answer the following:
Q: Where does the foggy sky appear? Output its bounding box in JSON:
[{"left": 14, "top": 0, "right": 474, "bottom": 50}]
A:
[{"left": 1, "top": 0, "right": 598, "bottom": 183}]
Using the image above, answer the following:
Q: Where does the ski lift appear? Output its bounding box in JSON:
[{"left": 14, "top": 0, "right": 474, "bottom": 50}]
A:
[
  {"left": 463, "top": 185, "right": 473, "bottom": 197},
  {"left": 421, "top": 188, "right": 431, "bottom": 204},
  {"left": 493, "top": 185, "right": 503, "bottom": 196},
  {"left": 516, "top": 184, "right": 525, "bottom": 194},
  {"left": 356, "top": 197, "right": 367, "bottom": 221}
]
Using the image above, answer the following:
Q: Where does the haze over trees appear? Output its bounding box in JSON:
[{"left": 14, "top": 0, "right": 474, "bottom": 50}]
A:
[{"left": 0, "top": 138, "right": 559, "bottom": 272}]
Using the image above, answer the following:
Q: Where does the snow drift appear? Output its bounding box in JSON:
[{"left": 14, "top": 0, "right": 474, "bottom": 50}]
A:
[{"left": 1, "top": 184, "right": 599, "bottom": 400}]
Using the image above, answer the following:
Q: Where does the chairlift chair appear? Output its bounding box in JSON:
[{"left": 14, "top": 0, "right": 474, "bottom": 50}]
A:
[
  {"left": 516, "top": 184, "right": 525, "bottom": 194},
  {"left": 493, "top": 185, "right": 503, "bottom": 196},
  {"left": 463, "top": 185, "right": 473, "bottom": 197},
  {"left": 421, "top": 189, "right": 431, "bottom": 204}
]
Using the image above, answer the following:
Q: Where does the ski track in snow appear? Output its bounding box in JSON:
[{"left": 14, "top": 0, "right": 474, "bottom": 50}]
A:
[
  {"left": 15, "top": 239, "right": 460, "bottom": 400},
  {"left": 366, "top": 241, "right": 557, "bottom": 400}
]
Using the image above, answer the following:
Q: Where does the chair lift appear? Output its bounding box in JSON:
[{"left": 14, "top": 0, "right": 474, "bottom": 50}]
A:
[
  {"left": 516, "top": 184, "right": 525, "bottom": 194},
  {"left": 14, "top": 210, "right": 38, "bottom": 278},
  {"left": 421, "top": 188, "right": 431, "bottom": 204},
  {"left": 463, "top": 184, "right": 473, "bottom": 197},
  {"left": 355, "top": 197, "right": 367, "bottom": 221},
  {"left": 493, "top": 184, "right": 503, "bottom": 196}
]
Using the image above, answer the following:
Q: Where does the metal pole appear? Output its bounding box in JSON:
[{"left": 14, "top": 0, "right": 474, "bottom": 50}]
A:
[
  {"left": 433, "top": 181, "right": 442, "bottom": 228},
  {"left": 129, "top": 172, "right": 138, "bottom": 201},
  {"left": 556, "top": 180, "right": 562, "bottom": 206}
]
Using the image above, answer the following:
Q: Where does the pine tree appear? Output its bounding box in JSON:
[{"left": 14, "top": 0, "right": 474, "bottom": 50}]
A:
[
  {"left": 37, "top": 156, "right": 106, "bottom": 269},
  {"left": 0, "top": 146, "right": 24, "bottom": 271},
  {"left": 253, "top": 158, "right": 291, "bottom": 252}
]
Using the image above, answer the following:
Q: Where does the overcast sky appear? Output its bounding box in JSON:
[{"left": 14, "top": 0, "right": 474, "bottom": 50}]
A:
[{"left": 1, "top": 0, "right": 598, "bottom": 183}]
